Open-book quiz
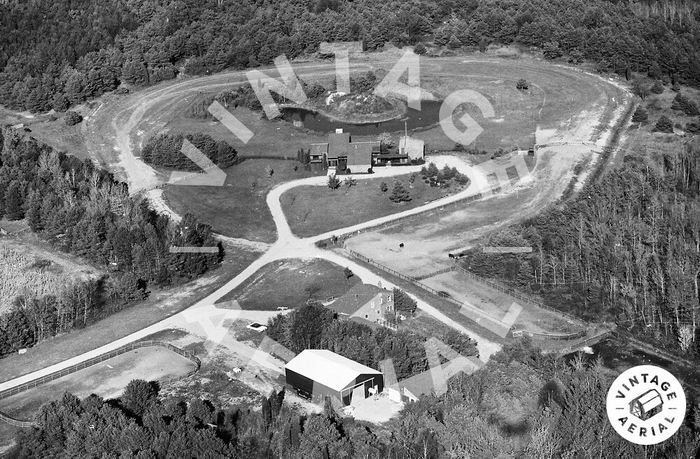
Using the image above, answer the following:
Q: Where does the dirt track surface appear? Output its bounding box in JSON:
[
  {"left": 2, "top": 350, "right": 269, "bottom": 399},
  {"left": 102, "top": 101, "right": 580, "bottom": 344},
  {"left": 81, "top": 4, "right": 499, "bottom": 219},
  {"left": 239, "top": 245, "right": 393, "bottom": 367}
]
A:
[{"left": 0, "top": 52, "right": 632, "bottom": 403}]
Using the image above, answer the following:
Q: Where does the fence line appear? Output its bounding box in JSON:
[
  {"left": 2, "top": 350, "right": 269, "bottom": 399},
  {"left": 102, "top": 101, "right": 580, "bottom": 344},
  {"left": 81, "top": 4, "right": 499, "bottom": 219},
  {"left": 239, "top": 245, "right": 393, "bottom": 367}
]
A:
[
  {"left": 451, "top": 263, "right": 583, "bottom": 325},
  {"left": 0, "top": 411, "right": 36, "bottom": 428},
  {"left": 343, "top": 247, "right": 512, "bottom": 329},
  {"left": 555, "top": 327, "right": 617, "bottom": 355},
  {"left": 0, "top": 340, "right": 201, "bottom": 427},
  {"left": 344, "top": 247, "right": 592, "bottom": 340}
]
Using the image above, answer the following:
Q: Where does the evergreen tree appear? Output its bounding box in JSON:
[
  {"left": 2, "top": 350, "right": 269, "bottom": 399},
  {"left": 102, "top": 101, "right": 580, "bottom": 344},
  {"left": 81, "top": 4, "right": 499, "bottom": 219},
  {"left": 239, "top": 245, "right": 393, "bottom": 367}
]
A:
[
  {"left": 389, "top": 181, "right": 411, "bottom": 203},
  {"left": 4, "top": 180, "right": 25, "bottom": 220}
]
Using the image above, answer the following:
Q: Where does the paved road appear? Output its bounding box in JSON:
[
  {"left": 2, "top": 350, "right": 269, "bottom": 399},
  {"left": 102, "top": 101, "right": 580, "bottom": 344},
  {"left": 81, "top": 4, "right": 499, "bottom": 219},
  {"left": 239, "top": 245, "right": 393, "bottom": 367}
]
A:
[
  {"left": 0, "top": 53, "right": 631, "bottom": 394},
  {"left": 0, "top": 154, "right": 500, "bottom": 394}
]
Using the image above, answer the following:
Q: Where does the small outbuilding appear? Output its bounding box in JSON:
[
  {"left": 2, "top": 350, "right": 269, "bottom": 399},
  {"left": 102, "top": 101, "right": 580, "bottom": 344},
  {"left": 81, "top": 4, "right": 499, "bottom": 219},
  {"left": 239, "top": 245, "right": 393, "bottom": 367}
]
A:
[{"left": 285, "top": 349, "right": 384, "bottom": 406}]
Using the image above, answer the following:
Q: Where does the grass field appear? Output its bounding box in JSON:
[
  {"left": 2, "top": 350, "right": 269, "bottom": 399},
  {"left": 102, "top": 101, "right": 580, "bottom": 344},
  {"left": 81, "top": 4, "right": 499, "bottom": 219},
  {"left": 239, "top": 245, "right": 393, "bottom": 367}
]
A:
[
  {"left": 0, "top": 346, "right": 195, "bottom": 420},
  {"left": 166, "top": 106, "right": 333, "bottom": 158},
  {"left": 0, "top": 237, "right": 101, "bottom": 313},
  {"left": 280, "top": 172, "right": 467, "bottom": 237},
  {"left": 164, "top": 158, "right": 319, "bottom": 242},
  {"left": 216, "top": 258, "right": 360, "bottom": 309}
]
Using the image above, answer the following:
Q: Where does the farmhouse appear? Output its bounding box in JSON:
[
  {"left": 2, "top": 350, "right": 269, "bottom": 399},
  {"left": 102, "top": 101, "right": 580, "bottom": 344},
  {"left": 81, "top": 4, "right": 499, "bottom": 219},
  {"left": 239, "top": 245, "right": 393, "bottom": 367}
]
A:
[
  {"left": 326, "top": 283, "right": 396, "bottom": 329},
  {"left": 285, "top": 349, "right": 384, "bottom": 406},
  {"left": 309, "top": 129, "right": 380, "bottom": 173}
]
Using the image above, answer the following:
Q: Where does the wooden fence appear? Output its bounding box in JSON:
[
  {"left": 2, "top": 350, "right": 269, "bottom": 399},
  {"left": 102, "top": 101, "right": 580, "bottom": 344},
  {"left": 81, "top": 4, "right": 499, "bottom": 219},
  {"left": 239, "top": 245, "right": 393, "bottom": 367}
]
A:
[
  {"left": 0, "top": 341, "right": 200, "bottom": 427},
  {"left": 344, "top": 247, "right": 591, "bottom": 341}
]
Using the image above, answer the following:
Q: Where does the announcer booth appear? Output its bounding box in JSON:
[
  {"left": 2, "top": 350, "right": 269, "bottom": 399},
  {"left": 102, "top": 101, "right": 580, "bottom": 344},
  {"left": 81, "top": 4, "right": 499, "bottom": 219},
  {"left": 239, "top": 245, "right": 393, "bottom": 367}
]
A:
[{"left": 284, "top": 350, "right": 384, "bottom": 406}]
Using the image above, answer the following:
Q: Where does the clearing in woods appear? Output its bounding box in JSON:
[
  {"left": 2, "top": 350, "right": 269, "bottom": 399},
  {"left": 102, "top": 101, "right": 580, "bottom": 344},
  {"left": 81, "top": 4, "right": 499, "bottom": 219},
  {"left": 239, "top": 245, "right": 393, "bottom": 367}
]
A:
[
  {"left": 0, "top": 237, "right": 102, "bottom": 314},
  {"left": 0, "top": 346, "right": 195, "bottom": 420}
]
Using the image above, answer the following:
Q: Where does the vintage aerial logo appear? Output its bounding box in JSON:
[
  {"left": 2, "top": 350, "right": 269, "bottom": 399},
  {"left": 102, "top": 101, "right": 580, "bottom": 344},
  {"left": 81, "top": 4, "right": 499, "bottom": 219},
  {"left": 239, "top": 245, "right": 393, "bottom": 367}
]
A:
[{"left": 606, "top": 365, "right": 686, "bottom": 445}]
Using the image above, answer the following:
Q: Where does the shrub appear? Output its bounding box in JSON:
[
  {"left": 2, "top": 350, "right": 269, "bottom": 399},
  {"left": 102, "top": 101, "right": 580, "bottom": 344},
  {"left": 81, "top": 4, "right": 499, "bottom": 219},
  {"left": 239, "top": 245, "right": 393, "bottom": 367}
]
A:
[
  {"left": 64, "top": 111, "right": 83, "bottom": 126},
  {"left": 653, "top": 115, "right": 674, "bottom": 133},
  {"left": 327, "top": 175, "right": 340, "bottom": 189},
  {"left": 393, "top": 288, "right": 417, "bottom": 315},
  {"left": 542, "top": 41, "right": 562, "bottom": 59},
  {"left": 447, "top": 35, "right": 462, "bottom": 50},
  {"left": 389, "top": 181, "right": 411, "bottom": 203},
  {"left": 685, "top": 121, "right": 700, "bottom": 134},
  {"left": 516, "top": 79, "right": 529, "bottom": 91},
  {"left": 413, "top": 43, "right": 427, "bottom": 55},
  {"left": 650, "top": 81, "right": 664, "bottom": 94},
  {"left": 671, "top": 93, "right": 699, "bottom": 116},
  {"left": 380, "top": 182, "right": 388, "bottom": 192},
  {"left": 631, "top": 107, "right": 648, "bottom": 123}
]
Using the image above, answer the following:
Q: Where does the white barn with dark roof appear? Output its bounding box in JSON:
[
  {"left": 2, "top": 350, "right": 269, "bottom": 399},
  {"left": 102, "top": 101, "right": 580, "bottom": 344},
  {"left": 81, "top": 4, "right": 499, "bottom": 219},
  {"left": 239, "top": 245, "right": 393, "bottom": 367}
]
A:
[{"left": 284, "top": 349, "right": 384, "bottom": 406}]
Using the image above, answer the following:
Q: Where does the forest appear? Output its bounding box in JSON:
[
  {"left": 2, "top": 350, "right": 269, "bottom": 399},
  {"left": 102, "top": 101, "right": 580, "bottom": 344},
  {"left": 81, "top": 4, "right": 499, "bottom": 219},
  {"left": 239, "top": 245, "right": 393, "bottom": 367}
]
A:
[
  {"left": 9, "top": 340, "right": 700, "bottom": 458},
  {"left": 459, "top": 139, "right": 700, "bottom": 360},
  {"left": 0, "top": 0, "right": 699, "bottom": 112},
  {"left": 0, "top": 129, "right": 222, "bottom": 357},
  {"left": 140, "top": 133, "right": 238, "bottom": 170}
]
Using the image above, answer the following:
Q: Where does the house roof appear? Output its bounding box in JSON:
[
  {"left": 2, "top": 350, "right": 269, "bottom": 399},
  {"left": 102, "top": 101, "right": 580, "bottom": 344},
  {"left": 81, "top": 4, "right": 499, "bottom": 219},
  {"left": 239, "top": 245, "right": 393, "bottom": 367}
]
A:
[
  {"left": 327, "top": 283, "right": 386, "bottom": 316},
  {"left": 327, "top": 131, "right": 351, "bottom": 159},
  {"left": 310, "top": 143, "right": 329, "bottom": 156},
  {"left": 347, "top": 142, "right": 375, "bottom": 166},
  {"left": 285, "top": 349, "right": 381, "bottom": 392},
  {"left": 399, "top": 356, "right": 482, "bottom": 399}
]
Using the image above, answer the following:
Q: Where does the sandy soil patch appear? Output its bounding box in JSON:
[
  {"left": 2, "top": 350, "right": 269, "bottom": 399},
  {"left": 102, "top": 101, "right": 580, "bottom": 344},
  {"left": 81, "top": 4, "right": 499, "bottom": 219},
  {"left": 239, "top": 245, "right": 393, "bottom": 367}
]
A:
[{"left": 0, "top": 346, "right": 196, "bottom": 419}]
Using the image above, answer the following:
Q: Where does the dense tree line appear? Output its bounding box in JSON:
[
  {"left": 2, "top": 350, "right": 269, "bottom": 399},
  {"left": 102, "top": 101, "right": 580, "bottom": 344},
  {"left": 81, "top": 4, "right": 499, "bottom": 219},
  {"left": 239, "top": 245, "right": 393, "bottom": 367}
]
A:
[
  {"left": 460, "top": 140, "right": 700, "bottom": 359},
  {"left": 1, "top": 0, "right": 699, "bottom": 112},
  {"left": 0, "top": 129, "right": 222, "bottom": 357},
  {"left": 266, "top": 303, "right": 477, "bottom": 380},
  {"left": 140, "top": 133, "right": 238, "bottom": 170},
  {"left": 12, "top": 341, "right": 700, "bottom": 458}
]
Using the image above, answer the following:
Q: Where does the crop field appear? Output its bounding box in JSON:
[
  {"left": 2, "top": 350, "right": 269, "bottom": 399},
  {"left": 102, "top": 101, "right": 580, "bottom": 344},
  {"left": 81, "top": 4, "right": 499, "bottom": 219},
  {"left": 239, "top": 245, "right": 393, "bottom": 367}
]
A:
[
  {"left": 216, "top": 258, "right": 360, "bottom": 310},
  {"left": 0, "top": 238, "right": 100, "bottom": 313},
  {"left": 281, "top": 172, "right": 467, "bottom": 237},
  {"left": 0, "top": 346, "right": 195, "bottom": 420}
]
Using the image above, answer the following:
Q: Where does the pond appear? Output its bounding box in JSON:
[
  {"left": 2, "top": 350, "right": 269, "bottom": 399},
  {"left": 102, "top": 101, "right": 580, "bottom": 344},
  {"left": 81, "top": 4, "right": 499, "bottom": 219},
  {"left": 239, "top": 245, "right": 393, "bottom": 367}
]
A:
[{"left": 280, "top": 100, "right": 444, "bottom": 135}]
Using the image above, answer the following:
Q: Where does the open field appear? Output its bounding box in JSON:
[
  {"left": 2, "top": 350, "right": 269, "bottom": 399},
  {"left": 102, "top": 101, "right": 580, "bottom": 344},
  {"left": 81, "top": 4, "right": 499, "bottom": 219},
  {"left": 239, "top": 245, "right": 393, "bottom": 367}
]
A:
[
  {"left": 420, "top": 270, "right": 580, "bottom": 335},
  {"left": 164, "top": 158, "right": 318, "bottom": 242},
  {"left": 0, "top": 346, "right": 195, "bottom": 420},
  {"left": 281, "top": 172, "right": 466, "bottom": 237},
  {"left": 0, "top": 243, "right": 262, "bottom": 384},
  {"left": 0, "top": 237, "right": 102, "bottom": 313},
  {"left": 215, "top": 258, "right": 360, "bottom": 309}
]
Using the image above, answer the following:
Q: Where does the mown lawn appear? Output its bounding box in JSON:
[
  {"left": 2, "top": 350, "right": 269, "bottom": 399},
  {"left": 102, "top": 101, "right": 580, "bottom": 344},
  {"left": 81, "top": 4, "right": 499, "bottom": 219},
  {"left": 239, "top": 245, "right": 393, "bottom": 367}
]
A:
[
  {"left": 216, "top": 258, "right": 360, "bottom": 310},
  {"left": 164, "top": 158, "right": 319, "bottom": 242},
  {"left": 281, "top": 173, "right": 467, "bottom": 237}
]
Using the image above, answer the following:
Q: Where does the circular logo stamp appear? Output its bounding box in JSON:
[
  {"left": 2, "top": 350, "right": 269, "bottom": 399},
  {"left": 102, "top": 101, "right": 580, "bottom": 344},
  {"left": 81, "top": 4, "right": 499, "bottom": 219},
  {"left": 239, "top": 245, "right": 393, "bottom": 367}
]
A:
[{"left": 606, "top": 365, "right": 686, "bottom": 445}]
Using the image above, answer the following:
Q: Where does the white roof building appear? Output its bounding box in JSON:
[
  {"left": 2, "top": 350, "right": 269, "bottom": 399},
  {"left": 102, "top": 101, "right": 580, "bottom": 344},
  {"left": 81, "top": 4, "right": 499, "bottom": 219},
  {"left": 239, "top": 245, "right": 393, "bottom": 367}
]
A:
[{"left": 284, "top": 349, "right": 384, "bottom": 405}]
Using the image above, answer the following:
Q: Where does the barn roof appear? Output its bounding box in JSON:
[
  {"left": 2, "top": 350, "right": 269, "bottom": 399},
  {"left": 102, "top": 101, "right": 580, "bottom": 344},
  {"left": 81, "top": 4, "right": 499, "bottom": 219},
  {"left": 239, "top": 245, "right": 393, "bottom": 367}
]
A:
[{"left": 285, "top": 349, "right": 381, "bottom": 392}]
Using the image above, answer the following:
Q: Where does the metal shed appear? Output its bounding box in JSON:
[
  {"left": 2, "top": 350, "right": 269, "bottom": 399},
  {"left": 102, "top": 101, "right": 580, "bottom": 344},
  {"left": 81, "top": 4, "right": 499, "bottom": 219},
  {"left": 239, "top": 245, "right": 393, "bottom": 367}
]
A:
[{"left": 284, "top": 349, "right": 383, "bottom": 406}]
